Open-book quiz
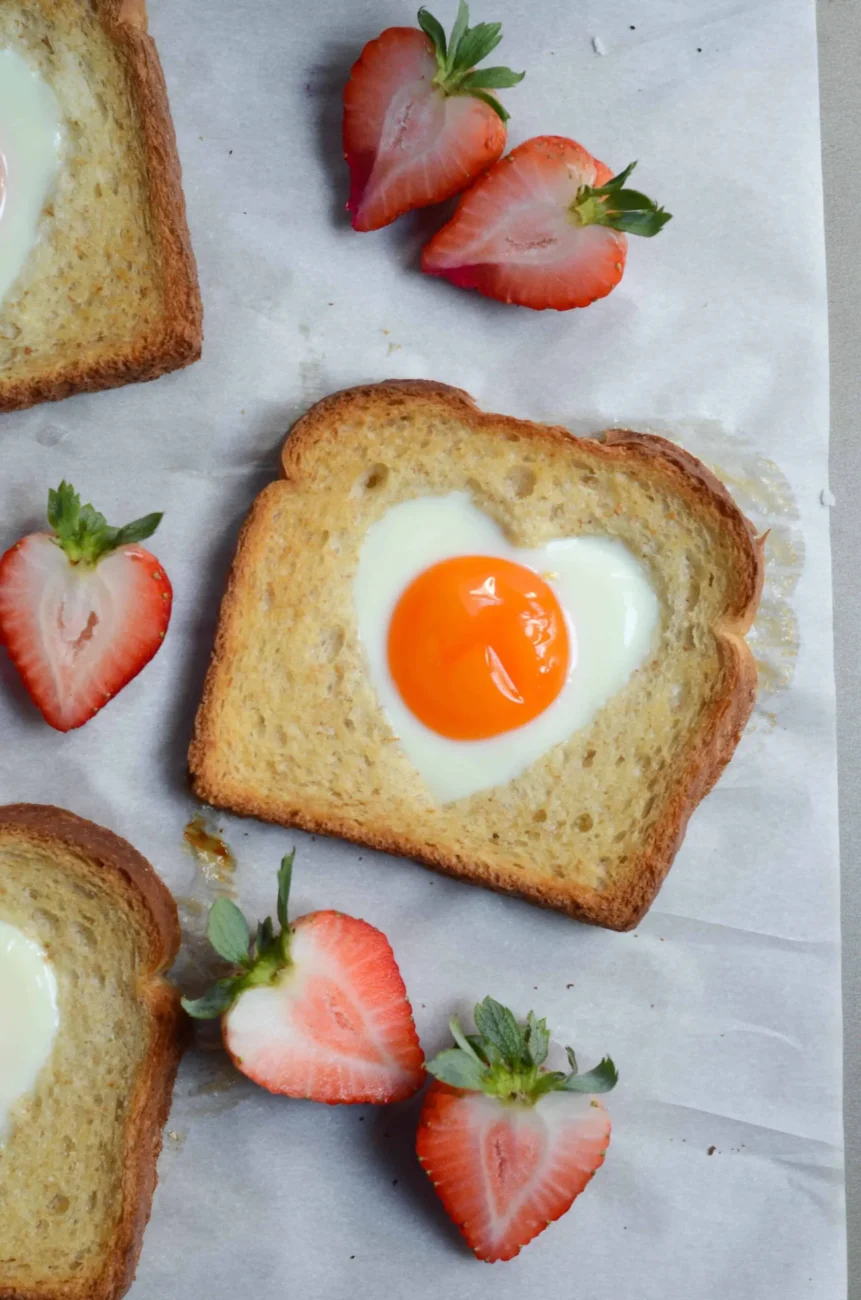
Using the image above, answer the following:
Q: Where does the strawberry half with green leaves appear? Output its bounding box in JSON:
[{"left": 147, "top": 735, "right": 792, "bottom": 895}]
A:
[
  {"left": 417, "top": 996, "right": 617, "bottom": 1261},
  {"left": 182, "top": 853, "right": 425, "bottom": 1105},
  {"left": 422, "top": 136, "right": 671, "bottom": 309},
  {"left": 0, "top": 482, "right": 171, "bottom": 731},
  {"left": 344, "top": 2, "right": 524, "bottom": 232}
]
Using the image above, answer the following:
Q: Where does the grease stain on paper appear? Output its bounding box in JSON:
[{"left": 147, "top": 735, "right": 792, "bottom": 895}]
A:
[
  {"left": 186, "top": 1055, "right": 246, "bottom": 1117},
  {"left": 183, "top": 810, "right": 236, "bottom": 887},
  {"left": 174, "top": 810, "right": 240, "bottom": 992},
  {"left": 702, "top": 450, "right": 801, "bottom": 712},
  {"left": 570, "top": 416, "right": 803, "bottom": 723}
]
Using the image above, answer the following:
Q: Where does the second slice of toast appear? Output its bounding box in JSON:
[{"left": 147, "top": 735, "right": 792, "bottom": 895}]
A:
[{"left": 190, "top": 382, "right": 763, "bottom": 930}]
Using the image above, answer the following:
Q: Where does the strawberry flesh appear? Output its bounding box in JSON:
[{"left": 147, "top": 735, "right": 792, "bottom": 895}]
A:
[
  {"left": 343, "top": 3, "right": 525, "bottom": 233},
  {"left": 417, "top": 996, "right": 617, "bottom": 1260},
  {"left": 0, "top": 533, "right": 171, "bottom": 731},
  {"left": 224, "top": 909, "right": 425, "bottom": 1104},
  {"left": 183, "top": 856, "right": 425, "bottom": 1106},
  {"left": 344, "top": 27, "right": 506, "bottom": 232},
  {"left": 422, "top": 136, "right": 629, "bottom": 309},
  {"left": 419, "top": 1084, "right": 611, "bottom": 1261}
]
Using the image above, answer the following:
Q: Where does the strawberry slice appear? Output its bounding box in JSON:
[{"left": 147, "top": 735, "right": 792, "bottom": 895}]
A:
[
  {"left": 416, "top": 996, "right": 617, "bottom": 1261},
  {"left": 182, "top": 852, "right": 426, "bottom": 1105},
  {"left": 344, "top": 2, "right": 524, "bottom": 232},
  {"left": 0, "top": 481, "right": 171, "bottom": 731},
  {"left": 422, "top": 137, "right": 671, "bottom": 309}
]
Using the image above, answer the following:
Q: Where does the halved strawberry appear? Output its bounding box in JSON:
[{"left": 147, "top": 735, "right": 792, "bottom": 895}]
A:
[
  {"left": 182, "top": 852, "right": 426, "bottom": 1105},
  {"left": 0, "top": 481, "right": 171, "bottom": 731},
  {"left": 343, "top": 2, "right": 524, "bottom": 232},
  {"left": 417, "top": 996, "right": 617, "bottom": 1261},
  {"left": 422, "top": 137, "right": 671, "bottom": 309}
]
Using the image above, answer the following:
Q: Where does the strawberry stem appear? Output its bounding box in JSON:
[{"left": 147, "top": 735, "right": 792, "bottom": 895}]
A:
[
  {"left": 418, "top": 2, "right": 524, "bottom": 121},
  {"left": 47, "top": 481, "right": 162, "bottom": 566},
  {"left": 570, "top": 161, "right": 672, "bottom": 237},
  {"left": 425, "top": 996, "right": 618, "bottom": 1104},
  {"left": 181, "top": 850, "right": 297, "bottom": 1020}
]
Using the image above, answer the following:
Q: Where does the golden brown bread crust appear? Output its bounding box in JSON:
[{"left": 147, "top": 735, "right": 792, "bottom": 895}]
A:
[
  {"left": 190, "top": 382, "right": 764, "bottom": 930},
  {"left": 0, "top": 803, "right": 184, "bottom": 1300},
  {"left": 0, "top": 0, "right": 201, "bottom": 413}
]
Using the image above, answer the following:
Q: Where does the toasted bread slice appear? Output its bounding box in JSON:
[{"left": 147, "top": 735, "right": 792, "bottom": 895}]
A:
[
  {"left": 190, "top": 382, "right": 763, "bottom": 930},
  {"left": 0, "top": 804, "right": 183, "bottom": 1300},
  {"left": 0, "top": 0, "right": 201, "bottom": 412}
]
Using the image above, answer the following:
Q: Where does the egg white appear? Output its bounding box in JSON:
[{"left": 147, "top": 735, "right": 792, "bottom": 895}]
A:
[
  {"left": 0, "top": 49, "right": 64, "bottom": 306},
  {"left": 353, "top": 493, "right": 660, "bottom": 803}
]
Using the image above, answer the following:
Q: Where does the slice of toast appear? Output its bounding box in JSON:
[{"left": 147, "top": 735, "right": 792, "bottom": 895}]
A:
[
  {"left": 0, "top": 804, "right": 183, "bottom": 1300},
  {"left": 0, "top": 0, "right": 201, "bottom": 412},
  {"left": 189, "top": 382, "right": 764, "bottom": 930}
]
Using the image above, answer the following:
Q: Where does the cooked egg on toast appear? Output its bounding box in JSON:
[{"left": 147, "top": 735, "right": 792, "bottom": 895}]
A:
[{"left": 190, "top": 382, "right": 763, "bottom": 931}]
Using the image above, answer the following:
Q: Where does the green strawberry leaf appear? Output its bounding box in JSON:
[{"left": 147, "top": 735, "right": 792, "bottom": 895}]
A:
[
  {"left": 449, "top": 1014, "right": 484, "bottom": 1063},
  {"left": 428, "top": 997, "right": 617, "bottom": 1105},
  {"left": 559, "top": 1056, "right": 619, "bottom": 1094},
  {"left": 466, "top": 89, "right": 509, "bottom": 120},
  {"left": 451, "top": 20, "right": 503, "bottom": 73},
  {"left": 277, "top": 850, "right": 294, "bottom": 933},
  {"left": 596, "top": 160, "right": 638, "bottom": 192},
  {"left": 446, "top": 0, "right": 470, "bottom": 67},
  {"left": 181, "top": 978, "right": 239, "bottom": 1020},
  {"left": 417, "top": 6, "right": 447, "bottom": 59},
  {"left": 423, "top": 1, "right": 522, "bottom": 117},
  {"left": 111, "top": 512, "right": 164, "bottom": 548},
  {"left": 465, "top": 1032, "right": 491, "bottom": 1065},
  {"left": 571, "top": 162, "right": 672, "bottom": 238},
  {"left": 207, "top": 897, "right": 251, "bottom": 966},
  {"left": 607, "top": 207, "right": 673, "bottom": 237},
  {"left": 459, "top": 65, "right": 524, "bottom": 90},
  {"left": 597, "top": 187, "right": 657, "bottom": 212},
  {"left": 255, "top": 915, "right": 276, "bottom": 957},
  {"left": 474, "top": 996, "right": 525, "bottom": 1065},
  {"left": 46, "top": 481, "right": 163, "bottom": 564},
  {"left": 47, "top": 481, "right": 82, "bottom": 536},
  {"left": 531, "top": 1070, "right": 568, "bottom": 1098},
  {"left": 181, "top": 853, "right": 303, "bottom": 1016},
  {"left": 525, "top": 1011, "right": 550, "bottom": 1067},
  {"left": 427, "top": 1047, "right": 488, "bottom": 1091}
]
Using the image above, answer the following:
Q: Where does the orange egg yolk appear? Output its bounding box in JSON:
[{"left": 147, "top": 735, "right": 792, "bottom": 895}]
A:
[{"left": 387, "top": 555, "right": 570, "bottom": 741}]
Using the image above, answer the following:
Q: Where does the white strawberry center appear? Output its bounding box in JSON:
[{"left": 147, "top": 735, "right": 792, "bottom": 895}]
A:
[
  {"left": 291, "top": 975, "right": 385, "bottom": 1064},
  {"left": 367, "top": 79, "right": 446, "bottom": 195},
  {"left": 483, "top": 1114, "right": 544, "bottom": 1218},
  {"left": 463, "top": 1089, "right": 607, "bottom": 1247},
  {"left": 29, "top": 537, "right": 126, "bottom": 706}
]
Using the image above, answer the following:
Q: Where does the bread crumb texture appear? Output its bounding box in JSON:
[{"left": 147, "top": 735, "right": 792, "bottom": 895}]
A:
[
  {"left": 0, "top": 0, "right": 201, "bottom": 410},
  {"left": 0, "top": 806, "right": 182, "bottom": 1298},
  {"left": 190, "top": 383, "right": 763, "bottom": 929}
]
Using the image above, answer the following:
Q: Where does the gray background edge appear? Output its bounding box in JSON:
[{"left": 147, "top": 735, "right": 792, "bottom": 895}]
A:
[{"left": 817, "top": 0, "right": 859, "bottom": 1293}]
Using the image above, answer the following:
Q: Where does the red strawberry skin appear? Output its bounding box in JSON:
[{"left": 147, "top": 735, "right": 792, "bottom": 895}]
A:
[
  {"left": 0, "top": 534, "right": 172, "bottom": 731},
  {"left": 422, "top": 135, "right": 628, "bottom": 310},
  {"left": 417, "top": 1080, "right": 611, "bottom": 1261},
  {"left": 223, "top": 910, "right": 426, "bottom": 1105},
  {"left": 343, "top": 27, "right": 506, "bottom": 232}
]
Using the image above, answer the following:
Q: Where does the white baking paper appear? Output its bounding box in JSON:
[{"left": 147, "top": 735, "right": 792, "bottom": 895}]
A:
[{"left": 0, "top": 0, "right": 843, "bottom": 1295}]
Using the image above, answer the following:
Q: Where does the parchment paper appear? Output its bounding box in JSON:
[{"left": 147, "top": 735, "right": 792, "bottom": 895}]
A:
[{"left": 0, "top": 0, "right": 843, "bottom": 1295}]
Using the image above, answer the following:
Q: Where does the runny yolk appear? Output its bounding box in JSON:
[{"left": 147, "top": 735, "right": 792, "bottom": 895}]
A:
[{"left": 387, "top": 555, "right": 570, "bottom": 741}]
